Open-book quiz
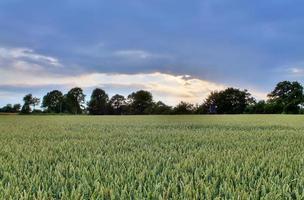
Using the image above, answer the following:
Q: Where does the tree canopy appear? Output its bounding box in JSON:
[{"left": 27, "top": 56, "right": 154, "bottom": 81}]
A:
[
  {"left": 108, "top": 94, "right": 127, "bottom": 115},
  {"left": 3, "top": 80, "right": 304, "bottom": 115},
  {"left": 128, "top": 90, "right": 154, "bottom": 114},
  {"left": 65, "top": 88, "right": 85, "bottom": 114},
  {"left": 21, "top": 94, "right": 34, "bottom": 114},
  {"left": 87, "top": 88, "right": 109, "bottom": 115},
  {"left": 42, "top": 90, "right": 64, "bottom": 113},
  {"left": 267, "top": 81, "right": 303, "bottom": 114},
  {"left": 204, "top": 88, "right": 255, "bottom": 114}
]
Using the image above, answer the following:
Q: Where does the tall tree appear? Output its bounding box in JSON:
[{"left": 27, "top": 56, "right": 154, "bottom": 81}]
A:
[
  {"left": 12, "top": 104, "right": 21, "bottom": 113},
  {"left": 21, "top": 94, "right": 34, "bottom": 114},
  {"left": 87, "top": 88, "right": 109, "bottom": 115},
  {"left": 267, "top": 81, "right": 304, "bottom": 114},
  {"left": 109, "top": 94, "right": 127, "bottom": 115},
  {"left": 127, "top": 90, "right": 153, "bottom": 114},
  {"left": 32, "top": 97, "right": 40, "bottom": 111},
  {"left": 204, "top": 88, "right": 255, "bottom": 114},
  {"left": 65, "top": 87, "right": 85, "bottom": 114},
  {"left": 42, "top": 90, "right": 64, "bottom": 113}
]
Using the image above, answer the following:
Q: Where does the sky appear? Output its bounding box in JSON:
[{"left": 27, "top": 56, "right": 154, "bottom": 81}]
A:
[{"left": 1, "top": 0, "right": 304, "bottom": 106}]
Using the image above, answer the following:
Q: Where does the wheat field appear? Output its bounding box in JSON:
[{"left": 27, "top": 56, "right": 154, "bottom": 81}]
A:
[{"left": 0, "top": 115, "right": 303, "bottom": 199}]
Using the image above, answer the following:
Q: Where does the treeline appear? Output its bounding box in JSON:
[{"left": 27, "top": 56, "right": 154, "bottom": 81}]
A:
[{"left": 1, "top": 81, "right": 304, "bottom": 115}]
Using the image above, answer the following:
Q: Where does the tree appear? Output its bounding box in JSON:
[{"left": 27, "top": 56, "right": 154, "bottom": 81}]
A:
[
  {"left": 108, "top": 94, "right": 127, "bottom": 115},
  {"left": 0, "top": 104, "right": 13, "bottom": 113},
  {"left": 152, "top": 101, "right": 172, "bottom": 114},
  {"left": 202, "top": 91, "right": 221, "bottom": 114},
  {"left": 204, "top": 88, "right": 255, "bottom": 114},
  {"left": 21, "top": 94, "right": 40, "bottom": 114},
  {"left": 193, "top": 104, "right": 208, "bottom": 114},
  {"left": 87, "top": 88, "right": 109, "bottom": 115},
  {"left": 127, "top": 90, "right": 153, "bottom": 114},
  {"left": 264, "top": 102, "right": 283, "bottom": 114},
  {"left": 21, "top": 94, "right": 33, "bottom": 114},
  {"left": 173, "top": 102, "right": 194, "bottom": 114},
  {"left": 267, "top": 81, "right": 304, "bottom": 114},
  {"left": 42, "top": 90, "right": 64, "bottom": 113},
  {"left": 32, "top": 97, "right": 40, "bottom": 111},
  {"left": 245, "top": 100, "right": 266, "bottom": 114},
  {"left": 65, "top": 87, "right": 85, "bottom": 114},
  {"left": 12, "top": 104, "right": 21, "bottom": 113},
  {"left": 0, "top": 103, "right": 22, "bottom": 113}
]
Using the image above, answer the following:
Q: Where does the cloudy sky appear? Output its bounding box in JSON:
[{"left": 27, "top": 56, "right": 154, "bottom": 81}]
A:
[{"left": 1, "top": 0, "right": 304, "bottom": 106}]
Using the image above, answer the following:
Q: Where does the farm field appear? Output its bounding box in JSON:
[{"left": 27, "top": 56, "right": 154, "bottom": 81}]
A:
[{"left": 0, "top": 115, "right": 304, "bottom": 199}]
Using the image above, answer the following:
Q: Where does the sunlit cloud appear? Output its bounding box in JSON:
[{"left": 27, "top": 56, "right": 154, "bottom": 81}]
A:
[
  {"left": 0, "top": 68, "right": 267, "bottom": 105},
  {"left": 0, "top": 46, "right": 267, "bottom": 105},
  {"left": 0, "top": 66, "right": 225, "bottom": 105}
]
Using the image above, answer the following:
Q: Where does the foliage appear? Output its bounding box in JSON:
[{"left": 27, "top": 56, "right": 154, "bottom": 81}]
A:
[
  {"left": 3, "top": 80, "right": 304, "bottom": 115},
  {"left": 32, "top": 97, "right": 40, "bottom": 111},
  {"left": 245, "top": 100, "right": 266, "bottom": 114},
  {"left": 87, "top": 88, "right": 109, "bottom": 115},
  {"left": 127, "top": 90, "right": 154, "bottom": 114},
  {"left": 172, "top": 101, "right": 194, "bottom": 114},
  {"left": 0, "top": 104, "right": 21, "bottom": 113},
  {"left": 21, "top": 94, "right": 40, "bottom": 114},
  {"left": 152, "top": 101, "right": 172, "bottom": 114},
  {"left": 1, "top": 115, "right": 304, "bottom": 199},
  {"left": 108, "top": 94, "right": 128, "bottom": 115},
  {"left": 64, "top": 87, "right": 85, "bottom": 114},
  {"left": 42, "top": 90, "right": 64, "bottom": 113},
  {"left": 204, "top": 88, "right": 255, "bottom": 114},
  {"left": 268, "top": 81, "right": 304, "bottom": 114}
]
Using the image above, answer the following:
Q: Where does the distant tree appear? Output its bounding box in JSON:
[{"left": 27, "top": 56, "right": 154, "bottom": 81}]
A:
[
  {"left": 12, "top": 104, "right": 21, "bottom": 113},
  {"left": 193, "top": 104, "right": 208, "bottom": 114},
  {"left": 127, "top": 90, "right": 153, "bottom": 114},
  {"left": 152, "top": 101, "right": 172, "bottom": 114},
  {"left": 23, "top": 94, "right": 33, "bottom": 104},
  {"left": 0, "top": 103, "right": 24, "bottom": 113},
  {"left": 0, "top": 104, "right": 13, "bottom": 113},
  {"left": 42, "top": 90, "right": 64, "bottom": 113},
  {"left": 245, "top": 100, "right": 266, "bottom": 114},
  {"left": 20, "top": 94, "right": 40, "bottom": 114},
  {"left": 267, "top": 81, "right": 304, "bottom": 114},
  {"left": 21, "top": 105, "right": 31, "bottom": 114},
  {"left": 203, "top": 91, "right": 221, "bottom": 114},
  {"left": 204, "top": 88, "right": 255, "bottom": 114},
  {"left": 32, "top": 97, "right": 40, "bottom": 111},
  {"left": 87, "top": 88, "right": 109, "bottom": 115},
  {"left": 264, "top": 102, "right": 284, "bottom": 114},
  {"left": 173, "top": 101, "right": 194, "bottom": 114},
  {"left": 65, "top": 87, "right": 85, "bottom": 114},
  {"left": 108, "top": 94, "right": 127, "bottom": 115},
  {"left": 21, "top": 94, "right": 34, "bottom": 114}
]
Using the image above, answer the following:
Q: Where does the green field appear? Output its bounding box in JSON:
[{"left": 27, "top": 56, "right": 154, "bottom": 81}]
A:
[{"left": 0, "top": 115, "right": 304, "bottom": 199}]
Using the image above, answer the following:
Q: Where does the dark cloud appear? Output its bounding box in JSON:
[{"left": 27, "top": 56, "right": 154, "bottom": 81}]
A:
[{"left": 1, "top": 0, "right": 304, "bottom": 105}]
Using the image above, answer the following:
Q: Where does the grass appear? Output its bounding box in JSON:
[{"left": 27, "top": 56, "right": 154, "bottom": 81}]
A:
[{"left": 0, "top": 115, "right": 304, "bottom": 199}]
